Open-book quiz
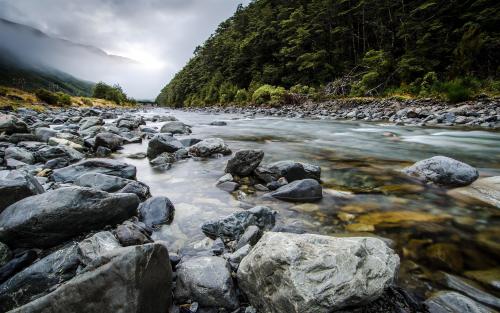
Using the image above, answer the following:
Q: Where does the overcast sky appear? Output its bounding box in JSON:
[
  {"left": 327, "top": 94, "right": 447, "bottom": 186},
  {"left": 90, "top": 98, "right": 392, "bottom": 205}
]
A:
[{"left": 0, "top": 0, "right": 250, "bottom": 99}]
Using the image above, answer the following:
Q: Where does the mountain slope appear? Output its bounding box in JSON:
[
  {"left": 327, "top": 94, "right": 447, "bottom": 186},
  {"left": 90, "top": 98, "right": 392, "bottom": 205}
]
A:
[{"left": 157, "top": 0, "right": 500, "bottom": 107}]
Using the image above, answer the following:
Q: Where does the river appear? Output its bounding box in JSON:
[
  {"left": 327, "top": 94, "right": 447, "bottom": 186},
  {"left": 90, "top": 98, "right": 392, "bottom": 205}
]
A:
[{"left": 115, "top": 108, "right": 500, "bottom": 299}]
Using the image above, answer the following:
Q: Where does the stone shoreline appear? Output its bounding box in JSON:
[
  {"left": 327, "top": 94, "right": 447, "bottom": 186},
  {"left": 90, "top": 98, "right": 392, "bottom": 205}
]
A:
[{"left": 180, "top": 97, "right": 500, "bottom": 129}]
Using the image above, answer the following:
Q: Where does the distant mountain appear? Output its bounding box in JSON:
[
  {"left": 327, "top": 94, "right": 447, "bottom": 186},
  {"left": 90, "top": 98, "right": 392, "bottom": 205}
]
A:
[{"left": 0, "top": 17, "right": 138, "bottom": 95}]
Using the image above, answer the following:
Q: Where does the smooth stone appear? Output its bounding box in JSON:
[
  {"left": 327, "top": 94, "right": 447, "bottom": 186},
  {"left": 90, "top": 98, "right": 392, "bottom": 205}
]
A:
[
  {"left": 0, "top": 187, "right": 139, "bottom": 248},
  {"left": 255, "top": 160, "right": 321, "bottom": 183},
  {"left": 269, "top": 179, "right": 323, "bottom": 202},
  {"left": 449, "top": 176, "right": 500, "bottom": 208},
  {"left": 426, "top": 291, "right": 495, "bottom": 313},
  {"left": 147, "top": 134, "right": 183, "bottom": 159},
  {"left": 180, "top": 138, "right": 202, "bottom": 147},
  {"left": 174, "top": 256, "right": 239, "bottom": 309},
  {"left": 34, "top": 145, "right": 84, "bottom": 163},
  {"left": 225, "top": 149, "right": 264, "bottom": 177},
  {"left": 4, "top": 147, "right": 34, "bottom": 164},
  {"left": 356, "top": 210, "right": 451, "bottom": 228},
  {"left": 0, "top": 115, "right": 28, "bottom": 134},
  {"left": 464, "top": 268, "right": 500, "bottom": 291},
  {"left": 188, "top": 138, "right": 231, "bottom": 157},
  {"left": 34, "top": 128, "right": 57, "bottom": 142},
  {"left": 201, "top": 206, "right": 276, "bottom": 241},
  {"left": 127, "top": 152, "right": 147, "bottom": 159},
  {"left": 43, "top": 157, "right": 70, "bottom": 169},
  {"left": 216, "top": 173, "right": 233, "bottom": 185},
  {"left": 138, "top": 196, "right": 175, "bottom": 228},
  {"left": 0, "top": 170, "right": 44, "bottom": 212},
  {"left": 74, "top": 172, "right": 131, "bottom": 192},
  {"left": 77, "top": 231, "right": 121, "bottom": 266},
  {"left": 94, "top": 132, "right": 124, "bottom": 151},
  {"left": 217, "top": 181, "right": 240, "bottom": 192},
  {"left": 9, "top": 243, "right": 172, "bottom": 313},
  {"left": 0, "top": 250, "right": 38, "bottom": 284},
  {"left": 403, "top": 156, "right": 478, "bottom": 187},
  {"left": 117, "top": 181, "right": 151, "bottom": 201},
  {"left": 160, "top": 121, "right": 192, "bottom": 134},
  {"left": 52, "top": 158, "right": 137, "bottom": 183},
  {"left": 237, "top": 232, "right": 400, "bottom": 313}
]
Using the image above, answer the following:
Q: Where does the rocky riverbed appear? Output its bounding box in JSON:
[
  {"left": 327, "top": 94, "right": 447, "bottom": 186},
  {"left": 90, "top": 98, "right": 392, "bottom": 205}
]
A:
[{"left": 0, "top": 105, "right": 499, "bottom": 313}]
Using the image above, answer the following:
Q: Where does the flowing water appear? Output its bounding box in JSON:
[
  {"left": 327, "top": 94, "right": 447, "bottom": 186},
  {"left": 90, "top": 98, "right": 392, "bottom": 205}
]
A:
[{"left": 115, "top": 109, "right": 500, "bottom": 298}]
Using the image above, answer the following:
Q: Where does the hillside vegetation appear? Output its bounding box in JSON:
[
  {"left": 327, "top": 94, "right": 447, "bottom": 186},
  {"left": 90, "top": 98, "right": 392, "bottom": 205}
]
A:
[{"left": 157, "top": 0, "right": 500, "bottom": 107}]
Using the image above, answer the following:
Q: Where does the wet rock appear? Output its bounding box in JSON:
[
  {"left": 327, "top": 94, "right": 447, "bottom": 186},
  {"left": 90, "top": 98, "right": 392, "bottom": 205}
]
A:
[
  {"left": 435, "top": 271, "right": 500, "bottom": 309},
  {"left": 425, "top": 243, "right": 463, "bottom": 272},
  {"left": 77, "top": 231, "right": 121, "bottom": 266},
  {"left": 138, "top": 196, "right": 175, "bottom": 228},
  {"left": 117, "top": 181, "right": 151, "bottom": 201},
  {"left": 0, "top": 115, "right": 28, "bottom": 134},
  {"left": 403, "top": 156, "right": 479, "bottom": 187},
  {"left": 174, "top": 256, "right": 239, "bottom": 309},
  {"left": 225, "top": 244, "right": 251, "bottom": 270},
  {"left": 43, "top": 157, "right": 70, "bottom": 169},
  {"left": 425, "top": 291, "right": 495, "bottom": 313},
  {"left": 127, "top": 152, "right": 147, "bottom": 159},
  {"left": 117, "top": 116, "right": 144, "bottom": 129},
  {"left": 147, "top": 134, "right": 183, "bottom": 159},
  {"left": 114, "top": 219, "right": 153, "bottom": 247},
  {"left": 4, "top": 147, "right": 34, "bottom": 164},
  {"left": 449, "top": 176, "right": 500, "bottom": 208},
  {"left": 9, "top": 243, "right": 172, "bottom": 313},
  {"left": 225, "top": 149, "right": 264, "bottom": 176},
  {"left": 475, "top": 228, "right": 500, "bottom": 257},
  {"left": 79, "top": 117, "right": 103, "bottom": 131},
  {"left": 0, "top": 243, "right": 10, "bottom": 267},
  {"left": 160, "top": 121, "right": 192, "bottom": 134},
  {"left": 269, "top": 178, "right": 322, "bottom": 202},
  {"left": 150, "top": 152, "right": 176, "bottom": 167},
  {"left": 255, "top": 160, "right": 321, "bottom": 183},
  {"left": 237, "top": 232, "right": 400, "bottom": 313},
  {"left": 0, "top": 170, "right": 44, "bottom": 212},
  {"left": 48, "top": 137, "right": 83, "bottom": 151},
  {"left": 34, "top": 128, "right": 57, "bottom": 142},
  {"left": 235, "top": 225, "right": 262, "bottom": 250},
  {"left": 0, "top": 250, "right": 38, "bottom": 284},
  {"left": 180, "top": 138, "right": 202, "bottom": 147},
  {"left": 210, "top": 121, "right": 227, "bottom": 126},
  {"left": 0, "top": 244, "right": 79, "bottom": 311},
  {"left": 95, "top": 146, "right": 111, "bottom": 157},
  {"left": 217, "top": 181, "right": 240, "bottom": 192},
  {"left": 0, "top": 186, "right": 139, "bottom": 248},
  {"left": 201, "top": 206, "right": 276, "bottom": 241},
  {"left": 188, "top": 138, "right": 231, "bottom": 157},
  {"left": 356, "top": 210, "right": 451, "bottom": 228},
  {"left": 465, "top": 268, "right": 500, "bottom": 292},
  {"left": 74, "top": 172, "right": 131, "bottom": 192},
  {"left": 52, "top": 158, "right": 137, "bottom": 183},
  {"left": 94, "top": 132, "right": 124, "bottom": 151},
  {"left": 34, "top": 145, "right": 84, "bottom": 163}
]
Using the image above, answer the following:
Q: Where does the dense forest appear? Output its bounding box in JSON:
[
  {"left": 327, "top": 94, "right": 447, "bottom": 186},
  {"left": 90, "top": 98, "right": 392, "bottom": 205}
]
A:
[{"left": 157, "top": 0, "right": 500, "bottom": 107}]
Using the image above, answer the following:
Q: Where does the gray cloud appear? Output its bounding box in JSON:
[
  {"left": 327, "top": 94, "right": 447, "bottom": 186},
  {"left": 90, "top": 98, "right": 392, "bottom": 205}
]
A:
[{"left": 0, "top": 0, "right": 250, "bottom": 99}]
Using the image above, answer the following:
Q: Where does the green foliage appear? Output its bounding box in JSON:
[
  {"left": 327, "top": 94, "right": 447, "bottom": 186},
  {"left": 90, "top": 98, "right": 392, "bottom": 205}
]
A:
[
  {"left": 235, "top": 89, "right": 249, "bottom": 103},
  {"left": 290, "top": 84, "right": 315, "bottom": 95},
  {"left": 35, "top": 89, "right": 59, "bottom": 105},
  {"left": 157, "top": 0, "right": 500, "bottom": 106},
  {"left": 442, "top": 80, "right": 473, "bottom": 103},
  {"left": 55, "top": 92, "right": 72, "bottom": 106},
  {"left": 82, "top": 98, "right": 93, "bottom": 106},
  {"left": 92, "top": 82, "right": 128, "bottom": 104}
]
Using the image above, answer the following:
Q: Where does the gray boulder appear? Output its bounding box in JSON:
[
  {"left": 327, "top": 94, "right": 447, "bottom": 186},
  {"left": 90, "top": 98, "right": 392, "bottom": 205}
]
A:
[
  {"left": 188, "top": 138, "right": 231, "bottom": 157},
  {"left": 79, "top": 117, "right": 103, "bottom": 131},
  {"left": 77, "top": 231, "right": 121, "bottom": 266},
  {"left": 34, "top": 128, "right": 57, "bottom": 142},
  {"left": 160, "top": 121, "right": 191, "bottom": 134},
  {"left": 0, "top": 170, "right": 44, "bottom": 212},
  {"left": 0, "top": 187, "right": 140, "bottom": 248},
  {"left": 403, "top": 156, "right": 479, "bottom": 187},
  {"left": 34, "top": 145, "right": 84, "bottom": 163},
  {"left": 255, "top": 160, "right": 321, "bottom": 183},
  {"left": 52, "top": 158, "right": 137, "bottom": 183},
  {"left": 117, "top": 181, "right": 151, "bottom": 201},
  {"left": 74, "top": 173, "right": 131, "bottom": 192},
  {"left": 201, "top": 206, "right": 276, "bottom": 241},
  {"left": 4, "top": 147, "right": 34, "bottom": 164},
  {"left": 175, "top": 256, "right": 238, "bottom": 309},
  {"left": 425, "top": 291, "right": 495, "bottom": 313},
  {"left": 0, "top": 115, "right": 28, "bottom": 135},
  {"left": 9, "top": 243, "right": 172, "bottom": 313},
  {"left": 138, "top": 196, "right": 175, "bottom": 228},
  {"left": 225, "top": 149, "right": 264, "bottom": 176},
  {"left": 114, "top": 219, "right": 152, "bottom": 247},
  {"left": 269, "top": 179, "right": 323, "bottom": 202},
  {"left": 237, "top": 232, "right": 400, "bottom": 313},
  {"left": 147, "top": 134, "right": 183, "bottom": 159},
  {"left": 94, "top": 132, "right": 124, "bottom": 151}
]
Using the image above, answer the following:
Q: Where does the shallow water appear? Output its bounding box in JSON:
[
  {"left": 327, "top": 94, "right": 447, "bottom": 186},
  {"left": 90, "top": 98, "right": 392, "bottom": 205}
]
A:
[{"left": 115, "top": 109, "right": 500, "bottom": 298}]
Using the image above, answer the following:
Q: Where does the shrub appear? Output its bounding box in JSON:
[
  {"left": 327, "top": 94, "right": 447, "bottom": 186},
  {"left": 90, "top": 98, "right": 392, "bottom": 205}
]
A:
[
  {"left": 82, "top": 98, "right": 93, "bottom": 106},
  {"left": 442, "top": 79, "right": 472, "bottom": 103},
  {"left": 235, "top": 89, "right": 249, "bottom": 103},
  {"left": 252, "top": 85, "right": 273, "bottom": 104},
  {"left": 56, "top": 92, "right": 72, "bottom": 106},
  {"left": 35, "top": 89, "right": 59, "bottom": 105},
  {"left": 92, "top": 82, "right": 128, "bottom": 104}
]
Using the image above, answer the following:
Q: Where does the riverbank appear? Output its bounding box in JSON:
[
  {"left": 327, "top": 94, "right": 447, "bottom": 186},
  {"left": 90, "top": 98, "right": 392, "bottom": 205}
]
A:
[
  {"left": 180, "top": 97, "right": 500, "bottom": 129},
  {"left": 0, "top": 106, "right": 499, "bottom": 312}
]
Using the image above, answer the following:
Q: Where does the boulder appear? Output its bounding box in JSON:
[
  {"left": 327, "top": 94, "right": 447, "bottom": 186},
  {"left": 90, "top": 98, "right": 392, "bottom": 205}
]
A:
[
  {"left": 237, "top": 232, "right": 400, "bottom": 313},
  {"left": 0, "top": 187, "right": 140, "bottom": 248},
  {"left": 94, "top": 132, "right": 124, "bottom": 151},
  {"left": 9, "top": 243, "right": 172, "bottom": 313},
  {"left": 425, "top": 291, "right": 494, "bottom": 313},
  {"left": 160, "top": 121, "right": 191, "bottom": 134},
  {"left": 114, "top": 219, "right": 153, "bottom": 247},
  {"left": 269, "top": 178, "right": 323, "bottom": 202},
  {"left": 4, "top": 147, "right": 34, "bottom": 164},
  {"left": 138, "top": 196, "right": 175, "bottom": 228},
  {"left": 235, "top": 225, "right": 262, "bottom": 250},
  {"left": 188, "top": 138, "right": 231, "bottom": 157},
  {"left": 403, "top": 156, "right": 478, "bottom": 187},
  {"left": 180, "top": 138, "right": 202, "bottom": 147},
  {"left": 147, "top": 134, "right": 183, "bottom": 159},
  {"left": 225, "top": 149, "right": 264, "bottom": 176},
  {"left": 0, "top": 250, "right": 38, "bottom": 284},
  {"left": 34, "top": 145, "right": 84, "bottom": 163},
  {"left": 174, "top": 256, "right": 239, "bottom": 309},
  {"left": 74, "top": 173, "right": 131, "bottom": 192},
  {"left": 448, "top": 176, "right": 500, "bottom": 208},
  {"left": 117, "top": 181, "right": 151, "bottom": 201},
  {"left": 34, "top": 128, "right": 57, "bottom": 142},
  {"left": 0, "top": 170, "right": 44, "bottom": 212},
  {"left": 255, "top": 160, "right": 321, "bottom": 183},
  {"left": 0, "top": 244, "right": 79, "bottom": 311},
  {"left": 78, "top": 117, "right": 103, "bottom": 131},
  {"left": 0, "top": 115, "right": 28, "bottom": 135},
  {"left": 201, "top": 206, "right": 276, "bottom": 241},
  {"left": 77, "top": 231, "right": 121, "bottom": 266},
  {"left": 0, "top": 242, "right": 10, "bottom": 267},
  {"left": 52, "top": 159, "right": 137, "bottom": 183}
]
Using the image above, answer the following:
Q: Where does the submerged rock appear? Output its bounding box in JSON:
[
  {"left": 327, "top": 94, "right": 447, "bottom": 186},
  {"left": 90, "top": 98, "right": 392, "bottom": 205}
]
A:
[
  {"left": 448, "top": 176, "right": 500, "bottom": 208},
  {"left": 174, "top": 256, "right": 239, "bottom": 309},
  {"left": 269, "top": 178, "right": 323, "bottom": 202},
  {"left": 0, "top": 187, "right": 139, "bottom": 248},
  {"left": 0, "top": 170, "right": 44, "bottom": 212},
  {"left": 255, "top": 160, "right": 321, "bottom": 183},
  {"left": 52, "top": 158, "right": 137, "bottom": 183},
  {"left": 188, "top": 138, "right": 231, "bottom": 157},
  {"left": 425, "top": 291, "right": 495, "bottom": 313},
  {"left": 225, "top": 149, "right": 264, "bottom": 176},
  {"left": 9, "top": 243, "right": 172, "bottom": 313},
  {"left": 238, "top": 232, "right": 399, "bottom": 313},
  {"left": 403, "top": 156, "right": 478, "bottom": 187}
]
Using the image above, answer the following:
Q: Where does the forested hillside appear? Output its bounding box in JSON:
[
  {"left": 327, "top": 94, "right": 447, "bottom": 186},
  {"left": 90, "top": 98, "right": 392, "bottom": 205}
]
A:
[{"left": 157, "top": 0, "right": 500, "bottom": 107}]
